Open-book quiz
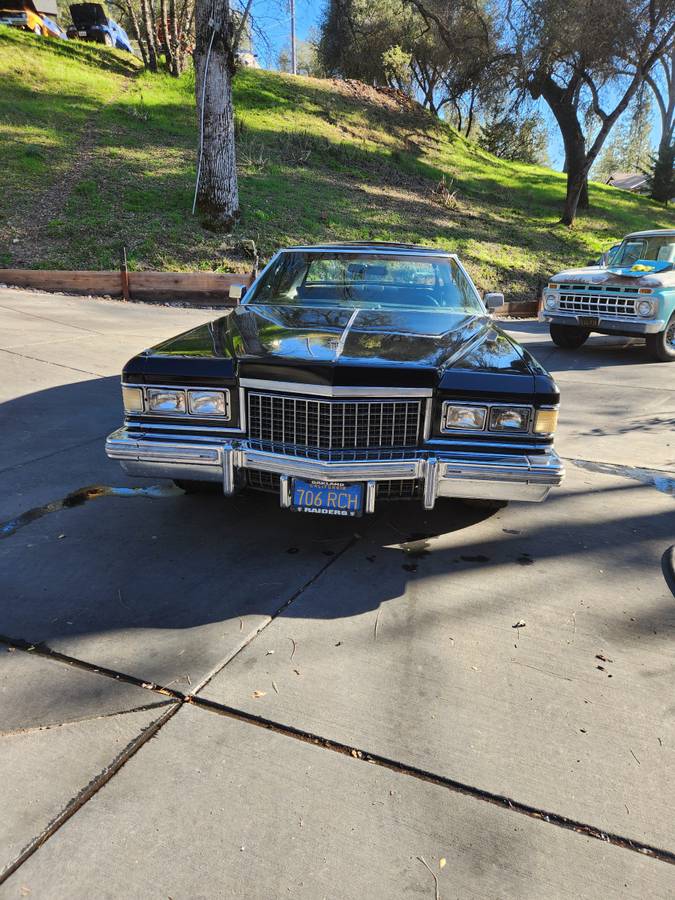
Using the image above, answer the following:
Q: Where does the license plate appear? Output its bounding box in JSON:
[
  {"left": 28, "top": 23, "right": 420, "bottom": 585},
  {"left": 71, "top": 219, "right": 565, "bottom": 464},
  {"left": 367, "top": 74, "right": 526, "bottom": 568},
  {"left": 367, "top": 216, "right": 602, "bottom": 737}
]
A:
[
  {"left": 78, "top": 29, "right": 87, "bottom": 35},
  {"left": 292, "top": 479, "right": 363, "bottom": 517},
  {"left": 578, "top": 316, "right": 599, "bottom": 327}
]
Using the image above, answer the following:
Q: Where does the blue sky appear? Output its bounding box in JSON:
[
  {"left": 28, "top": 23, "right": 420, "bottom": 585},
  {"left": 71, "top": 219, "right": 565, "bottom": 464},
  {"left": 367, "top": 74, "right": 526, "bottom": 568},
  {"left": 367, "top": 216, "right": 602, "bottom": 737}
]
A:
[
  {"left": 243, "top": 0, "right": 660, "bottom": 173},
  {"left": 245, "top": 0, "right": 322, "bottom": 69}
]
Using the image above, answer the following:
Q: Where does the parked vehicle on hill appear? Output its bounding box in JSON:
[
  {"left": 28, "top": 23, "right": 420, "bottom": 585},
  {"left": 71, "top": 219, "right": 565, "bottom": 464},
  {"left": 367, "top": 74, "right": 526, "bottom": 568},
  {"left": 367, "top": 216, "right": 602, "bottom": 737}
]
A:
[
  {"left": 106, "top": 242, "right": 564, "bottom": 515},
  {"left": 67, "top": 2, "right": 132, "bottom": 51},
  {"left": 0, "top": 0, "right": 66, "bottom": 37},
  {"left": 541, "top": 229, "right": 675, "bottom": 362}
]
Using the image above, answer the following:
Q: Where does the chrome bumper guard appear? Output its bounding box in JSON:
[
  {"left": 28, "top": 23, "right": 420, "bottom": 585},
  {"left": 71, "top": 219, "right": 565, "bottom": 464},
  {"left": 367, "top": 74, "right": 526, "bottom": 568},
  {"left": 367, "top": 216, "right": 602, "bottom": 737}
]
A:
[
  {"left": 539, "top": 311, "right": 664, "bottom": 334},
  {"left": 106, "top": 427, "right": 564, "bottom": 508}
]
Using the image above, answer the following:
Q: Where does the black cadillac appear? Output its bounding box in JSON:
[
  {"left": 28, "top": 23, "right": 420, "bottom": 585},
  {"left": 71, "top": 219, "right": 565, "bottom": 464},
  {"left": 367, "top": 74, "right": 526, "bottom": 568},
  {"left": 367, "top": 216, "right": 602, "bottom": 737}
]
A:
[{"left": 106, "top": 243, "right": 564, "bottom": 516}]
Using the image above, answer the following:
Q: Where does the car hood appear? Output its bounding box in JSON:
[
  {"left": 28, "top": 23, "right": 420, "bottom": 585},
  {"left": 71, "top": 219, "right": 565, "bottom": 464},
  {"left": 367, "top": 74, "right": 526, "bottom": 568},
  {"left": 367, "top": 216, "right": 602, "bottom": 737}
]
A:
[
  {"left": 550, "top": 265, "right": 675, "bottom": 289},
  {"left": 127, "top": 304, "right": 555, "bottom": 401}
]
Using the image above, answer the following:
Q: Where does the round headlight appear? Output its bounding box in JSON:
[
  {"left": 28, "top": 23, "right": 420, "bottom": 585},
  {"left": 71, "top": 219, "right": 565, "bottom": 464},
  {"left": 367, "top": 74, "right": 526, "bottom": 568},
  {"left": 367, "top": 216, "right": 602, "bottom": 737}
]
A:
[
  {"left": 544, "top": 294, "right": 557, "bottom": 310},
  {"left": 637, "top": 299, "right": 654, "bottom": 317}
]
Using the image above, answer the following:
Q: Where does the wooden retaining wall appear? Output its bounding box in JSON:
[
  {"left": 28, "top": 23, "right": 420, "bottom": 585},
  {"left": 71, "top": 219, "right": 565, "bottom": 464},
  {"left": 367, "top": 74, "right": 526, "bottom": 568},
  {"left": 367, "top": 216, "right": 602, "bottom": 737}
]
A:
[
  {"left": 0, "top": 269, "right": 539, "bottom": 316},
  {"left": 0, "top": 269, "right": 254, "bottom": 305}
]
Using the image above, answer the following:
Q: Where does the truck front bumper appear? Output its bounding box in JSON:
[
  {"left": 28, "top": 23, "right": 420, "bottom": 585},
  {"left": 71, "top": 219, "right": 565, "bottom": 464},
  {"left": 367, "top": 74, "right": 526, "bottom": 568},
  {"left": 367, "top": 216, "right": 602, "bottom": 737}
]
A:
[
  {"left": 106, "top": 428, "right": 564, "bottom": 509},
  {"left": 539, "top": 311, "right": 665, "bottom": 335}
]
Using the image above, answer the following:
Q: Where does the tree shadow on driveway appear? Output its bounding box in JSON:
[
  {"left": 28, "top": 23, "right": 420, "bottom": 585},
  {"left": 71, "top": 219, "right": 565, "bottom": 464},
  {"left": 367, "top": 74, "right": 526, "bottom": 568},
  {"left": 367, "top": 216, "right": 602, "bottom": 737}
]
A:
[{"left": 1, "top": 371, "right": 673, "bottom": 695}]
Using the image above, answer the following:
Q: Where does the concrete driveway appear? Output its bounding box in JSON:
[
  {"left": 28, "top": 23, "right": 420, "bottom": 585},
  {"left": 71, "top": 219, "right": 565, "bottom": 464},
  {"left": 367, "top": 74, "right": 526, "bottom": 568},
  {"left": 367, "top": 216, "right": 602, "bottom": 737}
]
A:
[{"left": 0, "top": 288, "right": 673, "bottom": 898}]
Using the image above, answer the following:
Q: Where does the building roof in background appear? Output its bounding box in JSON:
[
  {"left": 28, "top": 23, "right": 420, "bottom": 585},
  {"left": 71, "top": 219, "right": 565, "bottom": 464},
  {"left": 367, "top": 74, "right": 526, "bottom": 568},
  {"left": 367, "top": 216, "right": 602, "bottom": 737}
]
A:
[
  {"left": 32, "top": 0, "right": 58, "bottom": 15},
  {"left": 605, "top": 172, "right": 649, "bottom": 192}
]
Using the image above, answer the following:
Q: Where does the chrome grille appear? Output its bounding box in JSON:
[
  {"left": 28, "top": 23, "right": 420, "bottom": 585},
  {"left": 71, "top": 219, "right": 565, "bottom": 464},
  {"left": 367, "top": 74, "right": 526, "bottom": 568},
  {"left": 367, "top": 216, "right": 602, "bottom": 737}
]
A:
[
  {"left": 247, "top": 469, "right": 280, "bottom": 493},
  {"left": 376, "top": 479, "right": 421, "bottom": 500},
  {"left": 248, "top": 392, "right": 422, "bottom": 451},
  {"left": 558, "top": 293, "right": 637, "bottom": 317}
]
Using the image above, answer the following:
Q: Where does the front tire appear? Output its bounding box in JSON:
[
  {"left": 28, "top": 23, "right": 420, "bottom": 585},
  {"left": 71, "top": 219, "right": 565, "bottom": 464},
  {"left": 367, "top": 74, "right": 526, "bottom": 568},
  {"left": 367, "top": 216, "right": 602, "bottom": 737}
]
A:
[
  {"left": 646, "top": 318, "right": 675, "bottom": 362},
  {"left": 103, "top": 33, "right": 113, "bottom": 46},
  {"left": 550, "top": 323, "right": 590, "bottom": 349}
]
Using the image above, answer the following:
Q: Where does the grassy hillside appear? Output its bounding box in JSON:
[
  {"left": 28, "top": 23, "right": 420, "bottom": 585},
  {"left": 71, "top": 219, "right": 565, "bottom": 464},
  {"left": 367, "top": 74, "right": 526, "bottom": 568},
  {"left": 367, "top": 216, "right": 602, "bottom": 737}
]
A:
[{"left": 1, "top": 26, "right": 673, "bottom": 300}]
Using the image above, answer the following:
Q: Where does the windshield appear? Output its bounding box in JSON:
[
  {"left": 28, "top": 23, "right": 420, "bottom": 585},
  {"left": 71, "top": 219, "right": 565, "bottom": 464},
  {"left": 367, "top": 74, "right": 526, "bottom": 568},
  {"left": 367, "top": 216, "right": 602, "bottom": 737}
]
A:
[
  {"left": 246, "top": 252, "right": 483, "bottom": 313},
  {"left": 612, "top": 236, "right": 675, "bottom": 266}
]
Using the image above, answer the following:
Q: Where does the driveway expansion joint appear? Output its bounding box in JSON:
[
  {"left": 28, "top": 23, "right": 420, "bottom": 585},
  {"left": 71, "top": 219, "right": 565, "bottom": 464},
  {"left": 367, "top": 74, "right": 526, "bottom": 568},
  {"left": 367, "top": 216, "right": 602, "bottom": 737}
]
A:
[
  {"left": 0, "top": 346, "right": 104, "bottom": 378},
  {"left": 0, "top": 636, "right": 186, "bottom": 703},
  {"left": 0, "top": 700, "right": 175, "bottom": 739},
  {"left": 186, "top": 695, "right": 675, "bottom": 868},
  {"left": 192, "top": 531, "right": 363, "bottom": 697},
  {"left": 0, "top": 702, "right": 180, "bottom": 887}
]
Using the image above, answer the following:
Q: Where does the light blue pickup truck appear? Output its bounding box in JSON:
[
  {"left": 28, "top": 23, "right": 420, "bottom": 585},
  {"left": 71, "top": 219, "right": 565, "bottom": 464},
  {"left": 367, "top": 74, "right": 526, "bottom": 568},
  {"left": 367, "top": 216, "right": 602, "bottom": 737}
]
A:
[{"left": 541, "top": 228, "right": 675, "bottom": 362}]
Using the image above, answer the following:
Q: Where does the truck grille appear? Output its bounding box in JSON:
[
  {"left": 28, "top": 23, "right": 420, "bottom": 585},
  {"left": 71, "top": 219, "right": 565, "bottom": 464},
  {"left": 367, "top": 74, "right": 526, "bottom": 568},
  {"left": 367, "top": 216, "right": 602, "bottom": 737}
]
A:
[
  {"left": 247, "top": 391, "right": 422, "bottom": 451},
  {"left": 558, "top": 293, "right": 637, "bottom": 318}
]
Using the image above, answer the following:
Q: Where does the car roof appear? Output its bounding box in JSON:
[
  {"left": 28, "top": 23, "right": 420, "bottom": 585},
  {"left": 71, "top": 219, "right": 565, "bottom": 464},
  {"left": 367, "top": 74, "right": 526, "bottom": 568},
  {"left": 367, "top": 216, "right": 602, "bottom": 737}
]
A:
[
  {"left": 282, "top": 241, "right": 454, "bottom": 256},
  {"left": 624, "top": 229, "right": 675, "bottom": 239}
]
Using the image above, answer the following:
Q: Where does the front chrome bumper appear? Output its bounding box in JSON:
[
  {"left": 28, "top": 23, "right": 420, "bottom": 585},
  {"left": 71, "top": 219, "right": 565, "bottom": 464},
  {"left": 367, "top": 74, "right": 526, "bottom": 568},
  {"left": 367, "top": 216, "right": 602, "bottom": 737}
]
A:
[
  {"left": 539, "top": 311, "right": 664, "bottom": 334},
  {"left": 106, "top": 427, "right": 564, "bottom": 508}
]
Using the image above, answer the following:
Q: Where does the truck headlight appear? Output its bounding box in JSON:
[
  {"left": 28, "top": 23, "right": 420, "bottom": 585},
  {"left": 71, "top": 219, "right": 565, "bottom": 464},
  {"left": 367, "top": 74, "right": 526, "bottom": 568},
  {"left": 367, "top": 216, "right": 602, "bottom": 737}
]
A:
[
  {"left": 544, "top": 293, "right": 557, "bottom": 310},
  {"left": 122, "top": 385, "right": 144, "bottom": 414},
  {"left": 534, "top": 408, "right": 559, "bottom": 434},
  {"left": 188, "top": 389, "right": 229, "bottom": 417},
  {"left": 146, "top": 388, "right": 186, "bottom": 414},
  {"left": 489, "top": 406, "right": 531, "bottom": 432},
  {"left": 637, "top": 300, "right": 655, "bottom": 317},
  {"left": 442, "top": 404, "right": 487, "bottom": 431}
]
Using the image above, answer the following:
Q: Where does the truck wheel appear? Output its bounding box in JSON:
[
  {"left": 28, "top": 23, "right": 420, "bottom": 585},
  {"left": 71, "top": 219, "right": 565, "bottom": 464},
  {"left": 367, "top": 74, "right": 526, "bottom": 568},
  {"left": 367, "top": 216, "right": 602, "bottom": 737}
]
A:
[
  {"left": 173, "top": 479, "right": 218, "bottom": 494},
  {"left": 646, "top": 318, "right": 675, "bottom": 362},
  {"left": 549, "top": 323, "right": 590, "bottom": 349}
]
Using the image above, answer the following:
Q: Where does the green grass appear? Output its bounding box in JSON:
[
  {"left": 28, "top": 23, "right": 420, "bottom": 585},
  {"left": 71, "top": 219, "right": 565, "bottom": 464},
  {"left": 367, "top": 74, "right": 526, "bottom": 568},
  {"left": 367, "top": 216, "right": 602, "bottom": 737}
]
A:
[{"left": 1, "top": 26, "right": 673, "bottom": 298}]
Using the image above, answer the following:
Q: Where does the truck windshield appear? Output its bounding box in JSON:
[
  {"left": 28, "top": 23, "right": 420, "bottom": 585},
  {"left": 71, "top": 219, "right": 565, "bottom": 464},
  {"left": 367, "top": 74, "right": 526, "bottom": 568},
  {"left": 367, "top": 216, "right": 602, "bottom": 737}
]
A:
[
  {"left": 246, "top": 252, "right": 483, "bottom": 313},
  {"left": 613, "top": 236, "right": 675, "bottom": 266}
]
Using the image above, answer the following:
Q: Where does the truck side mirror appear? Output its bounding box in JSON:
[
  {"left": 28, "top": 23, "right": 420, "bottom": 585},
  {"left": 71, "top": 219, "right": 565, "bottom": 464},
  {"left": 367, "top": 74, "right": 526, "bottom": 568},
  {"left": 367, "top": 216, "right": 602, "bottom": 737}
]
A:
[
  {"left": 484, "top": 292, "right": 504, "bottom": 311},
  {"left": 228, "top": 283, "right": 247, "bottom": 302}
]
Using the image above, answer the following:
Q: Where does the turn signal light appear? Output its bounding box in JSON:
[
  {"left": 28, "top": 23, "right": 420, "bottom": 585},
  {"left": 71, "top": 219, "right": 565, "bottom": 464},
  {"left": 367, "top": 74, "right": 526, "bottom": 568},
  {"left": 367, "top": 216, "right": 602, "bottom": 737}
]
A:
[{"left": 534, "top": 408, "right": 558, "bottom": 434}]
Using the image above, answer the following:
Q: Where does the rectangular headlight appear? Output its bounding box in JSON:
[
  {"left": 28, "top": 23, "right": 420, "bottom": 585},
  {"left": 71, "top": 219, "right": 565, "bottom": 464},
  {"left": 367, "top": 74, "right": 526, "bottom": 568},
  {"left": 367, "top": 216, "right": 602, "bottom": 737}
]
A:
[
  {"left": 187, "top": 389, "right": 229, "bottom": 417},
  {"left": 442, "top": 403, "right": 487, "bottom": 431},
  {"left": 146, "top": 388, "right": 186, "bottom": 414},
  {"left": 122, "top": 385, "right": 144, "bottom": 414},
  {"left": 489, "top": 406, "right": 531, "bottom": 432},
  {"left": 534, "top": 408, "right": 559, "bottom": 434}
]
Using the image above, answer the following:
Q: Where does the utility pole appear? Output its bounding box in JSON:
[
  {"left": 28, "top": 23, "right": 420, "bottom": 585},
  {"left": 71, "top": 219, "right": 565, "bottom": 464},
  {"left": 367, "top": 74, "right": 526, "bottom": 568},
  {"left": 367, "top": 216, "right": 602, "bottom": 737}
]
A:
[{"left": 290, "top": 0, "right": 296, "bottom": 74}]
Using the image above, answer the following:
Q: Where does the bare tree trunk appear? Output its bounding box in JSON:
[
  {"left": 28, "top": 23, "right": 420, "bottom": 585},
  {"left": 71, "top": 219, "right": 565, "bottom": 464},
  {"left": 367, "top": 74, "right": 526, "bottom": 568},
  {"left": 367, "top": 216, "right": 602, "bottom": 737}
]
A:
[
  {"left": 159, "top": 0, "right": 173, "bottom": 72},
  {"left": 125, "top": 0, "right": 148, "bottom": 67},
  {"left": 193, "top": 0, "right": 239, "bottom": 229},
  {"left": 464, "top": 86, "right": 476, "bottom": 138},
  {"left": 168, "top": 0, "right": 180, "bottom": 75},
  {"left": 140, "top": 0, "right": 158, "bottom": 71}
]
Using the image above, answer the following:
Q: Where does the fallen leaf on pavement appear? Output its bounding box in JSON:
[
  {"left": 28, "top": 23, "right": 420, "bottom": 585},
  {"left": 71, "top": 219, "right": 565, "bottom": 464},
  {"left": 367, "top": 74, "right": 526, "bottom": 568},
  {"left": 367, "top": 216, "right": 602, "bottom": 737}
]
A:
[
  {"left": 512, "top": 620, "right": 526, "bottom": 629},
  {"left": 252, "top": 690, "right": 266, "bottom": 699}
]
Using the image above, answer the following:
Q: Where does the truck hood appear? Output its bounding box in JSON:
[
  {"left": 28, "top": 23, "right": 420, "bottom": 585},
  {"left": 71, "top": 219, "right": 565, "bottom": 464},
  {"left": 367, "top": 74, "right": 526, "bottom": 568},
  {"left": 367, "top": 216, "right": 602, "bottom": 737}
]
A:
[{"left": 551, "top": 264, "right": 675, "bottom": 290}]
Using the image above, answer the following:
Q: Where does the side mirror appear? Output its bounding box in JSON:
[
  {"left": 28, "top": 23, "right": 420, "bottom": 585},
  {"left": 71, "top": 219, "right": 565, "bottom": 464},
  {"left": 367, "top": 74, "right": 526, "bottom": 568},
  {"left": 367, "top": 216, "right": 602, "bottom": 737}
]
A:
[
  {"left": 484, "top": 291, "right": 504, "bottom": 311},
  {"left": 228, "top": 283, "right": 247, "bottom": 302}
]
